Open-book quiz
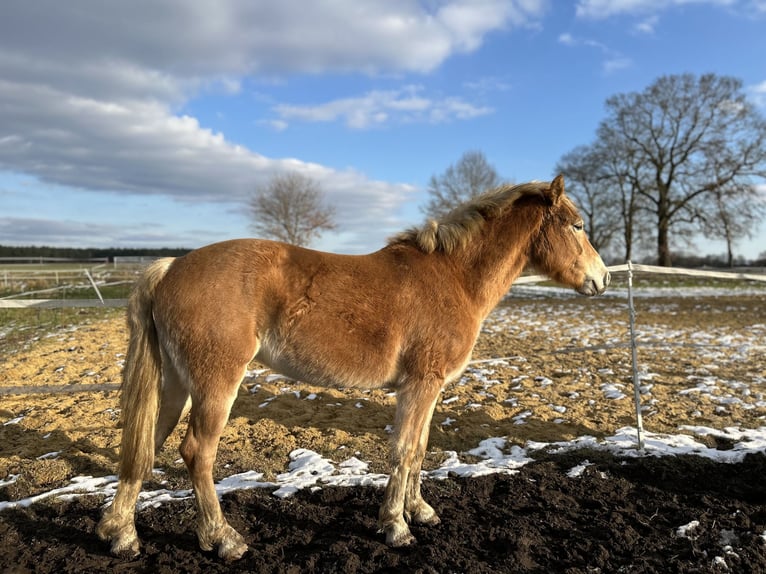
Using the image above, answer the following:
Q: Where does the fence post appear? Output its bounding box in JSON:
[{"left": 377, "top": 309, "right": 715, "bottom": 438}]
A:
[
  {"left": 84, "top": 270, "right": 105, "bottom": 305},
  {"left": 627, "top": 261, "right": 645, "bottom": 450}
]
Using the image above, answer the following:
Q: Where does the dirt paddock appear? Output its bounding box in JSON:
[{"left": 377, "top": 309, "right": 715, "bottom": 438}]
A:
[{"left": 1, "top": 287, "right": 765, "bottom": 572}]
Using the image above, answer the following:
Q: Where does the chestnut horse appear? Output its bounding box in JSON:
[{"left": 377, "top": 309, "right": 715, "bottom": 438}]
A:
[{"left": 97, "top": 175, "right": 609, "bottom": 560}]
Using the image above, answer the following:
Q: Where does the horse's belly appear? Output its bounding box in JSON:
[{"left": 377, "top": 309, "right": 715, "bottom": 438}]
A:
[{"left": 255, "top": 331, "right": 399, "bottom": 389}]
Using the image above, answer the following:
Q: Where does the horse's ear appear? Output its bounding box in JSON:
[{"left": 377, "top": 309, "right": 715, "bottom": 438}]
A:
[{"left": 549, "top": 174, "right": 565, "bottom": 204}]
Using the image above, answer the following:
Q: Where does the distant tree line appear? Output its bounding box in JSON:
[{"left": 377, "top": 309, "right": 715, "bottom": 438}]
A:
[
  {"left": 673, "top": 251, "right": 766, "bottom": 268},
  {"left": 0, "top": 245, "right": 189, "bottom": 261}
]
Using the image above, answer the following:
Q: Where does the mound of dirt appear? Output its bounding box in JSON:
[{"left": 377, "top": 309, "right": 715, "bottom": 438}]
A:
[{"left": 2, "top": 452, "right": 765, "bottom": 573}]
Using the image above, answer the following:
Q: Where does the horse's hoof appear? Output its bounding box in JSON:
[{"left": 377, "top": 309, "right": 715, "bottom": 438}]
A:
[
  {"left": 385, "top": 525, "right": 416, "bottom": 547},
  {"left": 218, "top": 535, "right": 248, "bottom": 561},
  {"left": 389, "top": 532, "right": 416, "bottom": 547},
  {"left": 113, "top": 542, "right": 140, "bottom": 559},
  {"left": 417, "top": 513, "right": 441, "bottom": 526},
  {"left": 412, "top": 506, "right": 441, "bottom": 526},
  {"left": 110, "top": 535, "right": 140, "bottom": 559},
  {"left": 96, "top": 518, "right": 140, "bottom": 558},
  {"left": 200, "top": 523, "right": 248, "bottom": 561}
]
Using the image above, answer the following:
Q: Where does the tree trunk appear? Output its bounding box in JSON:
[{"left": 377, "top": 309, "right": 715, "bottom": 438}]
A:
[
  {"left": 657, "top": 231, "right": 671, "bottom": 266},
  {"left": 657, "top": 210, "right": 672, "bottom": 267},
  {"left": 723, "top": 220, "right": 735, "bottom": 268},
  {"left": 622, "top": 195, "right": 632, "bottom": 262},
  {"left": 623, "top": 221, "right": 632, "bottom": 262},
  {"left": 727, "top": 241, "right": 734, "bottom": 268}
]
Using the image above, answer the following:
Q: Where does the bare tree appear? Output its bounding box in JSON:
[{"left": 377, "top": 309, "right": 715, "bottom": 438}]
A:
[
  {"left": 596, "top": 73, "right": 766, "bottom": 266},
  {"left": 556, "top": 142, "right": 657, "bottom": 262},
  {"left": 701, "top": 183, "right": 765, "bottom": 267},
  {"left": 249, "top": 172, "right": 336, "bottom": 247},
  {"left": 599, "top": 139, "right": 656, "bottom": 262},
  {"left": 555, "top": 145, "right": 620, "bottom": 258},
  {"left": 422, "top": 150, "right": 502, "bottom": 218}
]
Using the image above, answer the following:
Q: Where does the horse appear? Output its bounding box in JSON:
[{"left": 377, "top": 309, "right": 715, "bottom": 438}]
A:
[{"left": 96, "top": 174, "right": 610, "bottom": 560}]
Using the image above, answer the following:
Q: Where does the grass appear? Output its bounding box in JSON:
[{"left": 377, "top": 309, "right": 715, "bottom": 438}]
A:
[
  {"left": 0, "top": 262, "right": 141, "bottom": 299},
  {"left": 0, "top": 265, "right": 136, "bottom": 355},
  {"left": 609, "top": 272, "right": 766, "bottom": 290},
  {"left": 0, "top": 306, "right": 123, "bottom": 358},
  {"left": 0, "top": 284, "right": 134, "bottom": 300}
]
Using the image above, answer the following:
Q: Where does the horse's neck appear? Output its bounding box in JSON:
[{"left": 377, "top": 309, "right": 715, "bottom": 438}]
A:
[{"left": 458, "top": 206, "right": 541, "bottom": 316}]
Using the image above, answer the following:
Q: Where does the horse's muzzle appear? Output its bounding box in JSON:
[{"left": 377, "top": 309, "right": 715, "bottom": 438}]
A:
[{"left": 577, "top": 270, "right": 610, "bottom": 296}]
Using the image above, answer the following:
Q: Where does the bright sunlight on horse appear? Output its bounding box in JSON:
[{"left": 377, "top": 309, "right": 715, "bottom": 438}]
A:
[{"left": 97, "top": 175, "right": 610, "bottom": 560}]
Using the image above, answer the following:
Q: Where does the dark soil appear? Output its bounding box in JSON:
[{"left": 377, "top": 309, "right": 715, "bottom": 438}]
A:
[{"left": 2, "top": 452, "right": 765, "bottom": 574}]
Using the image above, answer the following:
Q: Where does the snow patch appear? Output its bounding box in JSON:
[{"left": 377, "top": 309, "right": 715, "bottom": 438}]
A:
[{"left": 676, "top": 520, "right": 700, "bottom": 539}]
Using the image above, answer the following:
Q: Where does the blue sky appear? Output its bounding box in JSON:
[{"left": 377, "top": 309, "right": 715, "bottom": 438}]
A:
[{"left": 1, "top": 0, "right": 765, "bottom": 260}]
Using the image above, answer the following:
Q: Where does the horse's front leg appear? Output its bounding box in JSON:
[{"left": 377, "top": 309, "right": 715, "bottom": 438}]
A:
[
  {"left": 379, "top": 376, "right": 442, "bottom": 546},
  {"left": 404, "top": 412, "right": 441, "bottom": 527}
]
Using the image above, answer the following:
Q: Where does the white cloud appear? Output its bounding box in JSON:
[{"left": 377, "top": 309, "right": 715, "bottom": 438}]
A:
[
  {"left": 463, "top": 76, "right": 512, "bottom": 94},
  {"left": 748, "top": 80, "right": 766, "bottom": 107},
  {"left": 558, "top": 33, "right": 608, "bottom": 51},
  {"left": 0, "top": 71, "right": 418, "bottom": 250},
  {"left": 0, "top": 217, "right": 208, "bottom": 249},
  {"left": 576, "top": 0, "right": 660, "bottom": 19},
  {"left": 1, "top": 1, "right": 546, "bottom": 79},
  {"left": 0, "top": 1, "right": 547, "bottom": 250},
  {"left": 272, "top": 86, "right": 493, "bottom": 129},
  {"left": 575, "top": 0, "right": 742, "bottom": 20},
  {"left": 633, "top": 15, "right": 660, "bottom": 33},
  {"left": 259, "top": 119, "right": 289, "bottom": 132},
  {"left": 603, "top": 57, "right": 633, "bottom": 73},
  {"left": 557, "top": 33, "right": 631, "bottom": 74}
]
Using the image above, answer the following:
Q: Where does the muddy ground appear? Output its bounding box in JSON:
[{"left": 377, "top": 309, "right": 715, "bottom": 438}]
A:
[
  {"left": 2, "top": 451, "right": 766, "bottom": 574},
  {"left": 1, "top": 286, "right": 765, "bottom": 572}
]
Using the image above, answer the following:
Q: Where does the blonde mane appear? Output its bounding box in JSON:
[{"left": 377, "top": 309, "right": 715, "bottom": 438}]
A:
[{"left": 389, "top": 181, "right": 550, "bottom": 254}]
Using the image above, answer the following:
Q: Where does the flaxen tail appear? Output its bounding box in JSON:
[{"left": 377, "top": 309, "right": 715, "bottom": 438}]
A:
[{"left": 118, "top": 258, "right": 174, "bottom": 482}]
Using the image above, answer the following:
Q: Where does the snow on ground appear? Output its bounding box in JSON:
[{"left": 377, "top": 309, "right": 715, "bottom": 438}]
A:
[
  {"left": 510, "top": 283, "right": 766, "bottom": 300},
  {"left": 2, "top": 425, "right": 765, "bottom": 513}
]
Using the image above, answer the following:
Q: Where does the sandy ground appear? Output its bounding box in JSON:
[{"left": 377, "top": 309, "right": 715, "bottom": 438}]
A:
[{"left": 1, "top": 288, "right": 764, "bottom": 500}]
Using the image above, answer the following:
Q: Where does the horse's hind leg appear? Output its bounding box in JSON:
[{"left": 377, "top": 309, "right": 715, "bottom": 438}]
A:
[
  {"left": 379, "top": 375, "right": 442, "bottom": 546},
  {"left": 96, "top": 478, "right": 143, "bottom": 557},
  {"left": 154, "top": 352, "right": 190, "bottom": 453},
  {"left": 180, "top": 367, "right": 248, "bottom": 561}
]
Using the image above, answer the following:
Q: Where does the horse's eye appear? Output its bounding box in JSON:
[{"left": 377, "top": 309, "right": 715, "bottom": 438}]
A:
[{"left": 573, "top": 222, "right": 584, "bottom": 232}]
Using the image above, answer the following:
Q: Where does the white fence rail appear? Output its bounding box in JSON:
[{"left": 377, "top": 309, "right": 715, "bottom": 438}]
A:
[
  {"left": 0, "top": 298, "right": 128, "bottom": 309},
  {"left": 514, "top": 263, "right": 766, "bottom": 284},
  {"left": 1, "top": 263, "right": 763, "bottom": 310}
]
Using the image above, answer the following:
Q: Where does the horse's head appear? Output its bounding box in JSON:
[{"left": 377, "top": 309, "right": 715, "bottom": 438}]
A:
[{"left": 530, "top": 175, "right": 610, "bottom": 296}]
